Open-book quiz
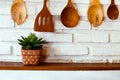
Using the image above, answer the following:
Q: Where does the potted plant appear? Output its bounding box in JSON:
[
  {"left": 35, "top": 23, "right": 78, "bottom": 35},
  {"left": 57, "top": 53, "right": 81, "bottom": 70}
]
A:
[{"left": 18, "top": 33, "right": 45, "bottom": 65}]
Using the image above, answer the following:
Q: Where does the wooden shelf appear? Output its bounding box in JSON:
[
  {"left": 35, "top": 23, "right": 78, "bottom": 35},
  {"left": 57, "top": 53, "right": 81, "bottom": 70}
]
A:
[{"left": 0, "top": 62, "right": 120, "bottom": 70}]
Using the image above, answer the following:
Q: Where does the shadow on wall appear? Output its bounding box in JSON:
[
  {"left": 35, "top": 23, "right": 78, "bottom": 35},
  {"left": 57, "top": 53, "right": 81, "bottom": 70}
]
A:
[{"left": 41, "top": 45, "right": 49, "bottom": 63}]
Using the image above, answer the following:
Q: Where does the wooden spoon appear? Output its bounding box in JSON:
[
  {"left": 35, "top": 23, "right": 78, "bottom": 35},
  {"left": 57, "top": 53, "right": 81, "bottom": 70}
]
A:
[
  {"left": 60, "top": 0, "right": 79, "bottom": 28},
  {"left": 87, "top": 0, "right": 104, "bottom": 27},
  {"left": 107, "top": 0, "right": 119, "bottom": 20},
  {"left": 11, "top": 0, "right": 27, "bottom": 25},
  {"left": 34, "top": 0, "right": 54, "bottom": 32}
]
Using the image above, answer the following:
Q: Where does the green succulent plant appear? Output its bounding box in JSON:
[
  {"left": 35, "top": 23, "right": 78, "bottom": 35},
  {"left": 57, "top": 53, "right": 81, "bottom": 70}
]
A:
[{"left": 18, "top": 33, "right": 45, "bottom": 50}]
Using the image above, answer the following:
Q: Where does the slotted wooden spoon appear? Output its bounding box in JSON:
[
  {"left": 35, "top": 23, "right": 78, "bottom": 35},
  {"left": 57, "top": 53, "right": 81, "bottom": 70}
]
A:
[
  {"left": 107, "top": 0, "right": 119, "bottom": 20},
  {"left": 11, "top": 0, "right": 27, "bottom": 25},
  {"left": 60, "top": 0, "right": 79, "bottom": 28},
  {"left": 87, "top": 0, "right": 104, "bottom": 27},
  {"left": 34, "top": 0, "right": 54, "bottom": 32}
]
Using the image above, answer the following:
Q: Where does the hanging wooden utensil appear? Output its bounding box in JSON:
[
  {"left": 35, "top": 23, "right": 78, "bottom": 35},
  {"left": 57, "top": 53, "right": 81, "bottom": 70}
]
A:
[
  {"left": 60, "top": 0, "right": 80, "bottom": 28},
  {"left": 87, "top": 0, "right": 104, "bottom": 27},
  {"left": 107, "top": 0, "right": 119, "bottom": 20},
  {"left": 11, "top": 0, "right": 27, "bottom": 25},
  {"left": 34, "top": 0, "right": 54, "bottom": 32}
]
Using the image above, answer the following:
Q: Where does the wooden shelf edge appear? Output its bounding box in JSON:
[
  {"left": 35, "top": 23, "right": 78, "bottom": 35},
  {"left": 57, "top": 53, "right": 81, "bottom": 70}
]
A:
[{"left": 0, "top": 62, "right": 120, "bottom": 70}]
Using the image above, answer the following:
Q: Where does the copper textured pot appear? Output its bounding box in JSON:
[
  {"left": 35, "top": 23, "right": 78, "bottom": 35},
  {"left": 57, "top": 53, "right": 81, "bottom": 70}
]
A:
[{"left": 21, "top": 50, "right": 41, "bottom": 65}]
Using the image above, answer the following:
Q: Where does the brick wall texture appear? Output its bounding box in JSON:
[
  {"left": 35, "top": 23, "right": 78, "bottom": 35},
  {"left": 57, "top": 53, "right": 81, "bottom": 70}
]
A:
[{"left": 0, "top": 0, "right": 120, "bottom": 63}]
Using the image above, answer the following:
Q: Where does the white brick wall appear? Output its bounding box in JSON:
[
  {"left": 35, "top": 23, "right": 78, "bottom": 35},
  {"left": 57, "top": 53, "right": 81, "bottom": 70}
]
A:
[
  {"left": 74, "top": 33, "right": 108, "bottom": 43},
  {"left": 90, "top": 46, "right": 120, "bottom": 56},
  {"left": 111, "top": 33, "right": 120, "bottom": 43},
  {"left": 0, "top": 44, "right": 12, "bottom": 55},
  {"left": 49, "top": 44, "right": 88, "bottom": 56},
  {"left": 0, "top": 0, "right": 120, "bottom": 63}
]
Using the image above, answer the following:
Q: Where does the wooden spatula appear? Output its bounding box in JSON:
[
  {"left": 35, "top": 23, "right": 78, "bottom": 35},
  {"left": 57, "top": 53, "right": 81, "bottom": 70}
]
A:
[
  {"left": 11, "top": 0, "right": 27, "bottom": 26},
  {"left": 107, "top": 0, "right": 119, "bottom": 20},
  {"left": 60, "top": 0, "right": 79, "bottom": 28},
  {"left": 87, "top": 0, "right": 104, "bottom": 27},
  {"left": 34, "top": 0, "right": 54, "bottom": 32}
]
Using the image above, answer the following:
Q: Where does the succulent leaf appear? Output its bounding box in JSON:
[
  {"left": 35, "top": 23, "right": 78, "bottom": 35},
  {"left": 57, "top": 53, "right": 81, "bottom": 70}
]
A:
[{"left": 17, "top": 33, "right": 45, "bottom": 50}]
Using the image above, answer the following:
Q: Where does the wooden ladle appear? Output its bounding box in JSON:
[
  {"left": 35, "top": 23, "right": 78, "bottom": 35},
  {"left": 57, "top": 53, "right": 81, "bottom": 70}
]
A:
[
  {"left": 34, "top": 0, "right": 54, "bottom": 32},
  {"left": 107, "top": 0, "right": 119, "bottom": 20},
  {"left": 11, "top": 0, "right": 27, "bottom": 25},
  {"left": 60, "top": 0, "right": 79, "bottom": 28},
  {"left": 87, "top": 0, "right": 104, "bottom": 27}
]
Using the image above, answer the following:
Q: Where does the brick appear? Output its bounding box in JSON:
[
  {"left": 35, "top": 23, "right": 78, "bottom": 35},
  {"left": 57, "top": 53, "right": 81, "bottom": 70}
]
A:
[
  {"left": 36, "top": 2, "right": 45, "bottom": 14},
  {"left": 90, "top": 46, "right": 120, "bottom": 56},
  {"left": 0, "top": 30, "right": 72, "bottom": 43},
  {"left": 55, "top": 20, "right": 91, "bottom": 30},
  {"left": 98, "top": 21, "right": 120, "bottom": 30},
  {"left": 49, "top": 2, "right": 66, "bottom": 15},
  {"left": 74, "top": 33, "right": 108, "bottom": 43},
  {"left": 0, "top": 56, "right": 22, "bottom": 62},
  {"left": 26, "top": 4, "right": 35, "bottom": 15},
  {"left": 111, "top": 33, "right": 120, "bottom": 43},
  {"left": 74, "top": 59, "right": 107, "bottom": 63},
  {"left": 77, "top": 4, "right": 89, "bottom": 17},
  {"left": 16, "top": 19, "right": 34, "bottom": 29},
  {"left": 99, "top": 0, "right": 109, "bottom": 4},
  {"left": 114, "top": 0, "right": 120, "bottom": 5},
  {"left": 103, "top": 5, "right": 108, "bottom": 17},
  {"left": 48, "top": 45, "right": 88, "bottom": 56},
  {"left": 0, "top": 30, "right": 33, "bottom": 42},
  {"left": 0, "top": 44, "right": 11, "bottom": 55},
  {"left": 36, "top": 33, "right": 72, "bottom": 43},
  {"left": 0, "top": 15, "right": 14, "bottom": 28},
  {"left": 12, "top": 44, "right": 21, "bottom": 56},
  {"left": 0, "top": 2, "right": 11, "bottom": 15},
  {"left": 0, "top": 6, "right": 10, "bottom": 15}
]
